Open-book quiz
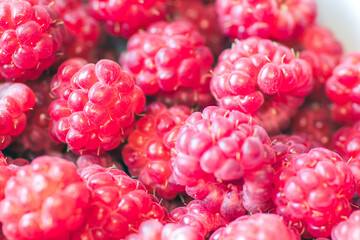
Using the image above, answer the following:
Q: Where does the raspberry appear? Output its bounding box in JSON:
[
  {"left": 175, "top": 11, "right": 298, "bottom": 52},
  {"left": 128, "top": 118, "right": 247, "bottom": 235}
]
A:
[
  {"left": 76, "top": 153, "right": 122, "bottom": 173},
  {"left": 172, "top": 106, "right": 276, "bottom": 218},
  {"left": 0, "top": 83, "right": 36, "bottom": 150},
  {"left": 273, "top": 148, "right": 356, "bottom": 238},
  {"left": 332, "top": 210, "right": 360, "bottom": 240},
  {"left": 122, "top": 102, "right": 190, "bottom": 199},
  {"left": 0, "top": 0, "right": 64, "bottom": 82},
  {"left": 125, "top": 219, "right": 202, "bottom": 240},
  {"left": 49, "top": 58, "right": 146, "bottom": 155},
  {"left": 170, "top": 200, "right": 229, "bottom": 238},
  {"left": 120, "top": 20, "right": 214, "bottom": 98},
  {"left": 210, "top": 37, "right": 313, "bottom": 134},
  {"left": 0, "top": 156, "right": 90, "bottom": 240},
  {"left": 325, "top": 52, "right": 360, "bottom": 124},
  {"left": 71, "top": 164, "right": 167, "bottom": 239},
  {"left": 89, "top": 0, "right": 167, "bottom": 38},
  {"left": 210, "top": 213, "right": 300, "bottom": 240},
  {"left": 216, "top": 0, "right": 316, "bottom": 41}
]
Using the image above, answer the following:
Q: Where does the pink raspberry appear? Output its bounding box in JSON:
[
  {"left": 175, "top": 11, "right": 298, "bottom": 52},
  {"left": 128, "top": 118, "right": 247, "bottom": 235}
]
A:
[
  {"left": 332, "top": 210, "right": 360, "bottom": 240},
  {"left": 0, "top": 0, "right": 64, "bottom": 82},
  {"left": 325, "top": 52, "right": 360, "bottom": 124},
  {"left": 170, "top": 200, "right": 229, "bottom": 238},
  {"left": 0, "top": 156, "right": 90, "bottom": 240},
  {"left": 0, "top": 83, "right": 36, "bottom": 150},
  {"left": 71, "top": 164, "right": 167, "bottom": 239},
  {"left": 49, "top": 58, "right": 146, "bottom": 155},
  {"left": 125, "top": 219, "right": 202, "bottom": 240},
  {"left": 173, "top": 106, "right": 276, "bottom": 218},
  {"left": 120, "top": 20, "right": 214, "bottom": 99},
  {"left": 210, "top": 37, "right": 313, "bottom": 134},
  {"left": 216, "top": 0, "right": 316, "bottom": 41},
  {"left": 273, "top": 148, "right": 356, "bottom": 238},
  {"left": 122, "top": 102, "right": 190, "bottom": 199},
  {"left": 89, "top": 0, "right": 167, "bottom": 38},
  {"left": 210, "top": 213, "right": 300, "bottom": 240}
]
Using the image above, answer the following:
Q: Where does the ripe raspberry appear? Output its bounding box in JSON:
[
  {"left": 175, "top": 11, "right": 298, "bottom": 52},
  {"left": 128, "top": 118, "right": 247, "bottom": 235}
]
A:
[
  {"left": 122, "top": 102, "right": 191, "bottom": 199},
  {"left": 125, "top": 219, "right": 202, "bottom": 240},
  {"left": 325, "top": 52, "right": 360, "bottom": 124},
  {"left": 273, "top": 148, "right": 356, "bottom": 238},
  {"left": 49, "top": 58, "right": 146, "bottom": 155},
  {"left": 71, "top": 164, "right": 167, "bottom": 239},
  {"left": 170, "top": 200, "right": 229, "bottom": 238},
  {"left": 120, "top": 20, "right": 214, "bottom": 99},
  {"left": 76, "top": 153, "right": 122, "bottom": 173},
  {"left": 173, "top": 106, "right": 276, "bottom": 218},
  {"left": 216, "top": 0, "right": 316, "bottom": 41},
  {"left": 210, "top": 213, "right": 300, "bottom": 240},
  {"left": 332, "top": 210, "right": 360, "bottom": 240},
  {"left": 89, "top": 0, "right": 167, "bottom": 38},
  {"left": 0, "top": 83, "right": 36, "bottom": 150},
  {"left": 0, "top": 0, "right": 64, "bottom": 82},
  {"left": 0, "top": 156, "right": 90, "bottom": 240},
  {"left": 211, "top": 37, "right": 313, "bottom": 134}
]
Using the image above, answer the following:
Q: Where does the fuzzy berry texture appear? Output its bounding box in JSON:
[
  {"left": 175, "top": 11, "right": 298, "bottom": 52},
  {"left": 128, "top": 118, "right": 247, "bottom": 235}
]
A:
[
  {"left": 72, "top": 164, "right": 167, "bottom": 240},
  {"left": 49, "top": 58, "right": 146, "bottom": 155},
  {"left": 89, "top": 0, "right": 167, "bottom": 38},
  {"left": 216, "top": 0, "right": 316, "bottom": 41},
  {"left": 120, "top": 20, "right": 214, "bottom": 98},
  {"left": 273, "top": 148, "right": 356, "bottom": 238},
  {"left": 325, "top": 52, "right": 360, "bottom": 125},
  {"left": 170, "top": 200, "right": 229, "bottom": 238},
  {"left": 210, "top": 213, "right": 300, "bottom": 240},
  {"left": 211, "top": 37, "right": 313, "bottom": 134},
  {"left": 122, "top": 102, "right": 190, "bottom": 199},
  {"left": 173, "top": 106, "right": 276, "bottom": 218},
  {"left": 0, "top": 0, "right": 64, "bottom": 82},
  {"left": 0, "top": 83, "right": 35, "bottom": 150},
  {"left": 0, "top": 156, "right": 90, "bottom": 240},
  {"left": 125, "top": 219, "right": 202, "bottom": 240},
  {"left": 332, "top": 210, "right": 360, "bottom": 240}
]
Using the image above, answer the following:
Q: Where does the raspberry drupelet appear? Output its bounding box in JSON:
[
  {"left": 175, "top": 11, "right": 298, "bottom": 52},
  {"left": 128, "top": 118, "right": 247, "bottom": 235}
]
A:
[
  {"left": 0, "top": 0, "right": 65, "bottom": 82},
  {"left": 172, "top": 106, "right": 276, "bottom": 218},
  {"left": 210, "top": 37, "right": 313, "bottom": 134},
  {"left": 273, "top": 148, "right": 356, "bottom": 238},
  {"left": 120, "top": 20, "right": 214, "bottom": 101},
  {"left": 215, "top": 0, "right": 316, "bottom": 41},
  {"left": 325, "top": 52, "right": 360, "bottom": 124},
  {"left": 89, "top": 0, "right": 167, "bottom": 38},
  {"left": 332, "top": 210, "right": 360, "bottom": 240},
  {"left": 0, "top": 83, "right": 36, "bottom": 150},
  {"left": 122, "top": 102, "right": 191, "bottom": 199},
  {"left": 0, "top": 156, "right": 90, "bottom": 240},
  {"left": 49, "top": 58, "right": 146, "bottom": 155},
  {"left": 210, "top": 213, "right": 300, "bottom": 240},
  {"left": 71, "top": 164, "right": 167, "bottom": 240}
]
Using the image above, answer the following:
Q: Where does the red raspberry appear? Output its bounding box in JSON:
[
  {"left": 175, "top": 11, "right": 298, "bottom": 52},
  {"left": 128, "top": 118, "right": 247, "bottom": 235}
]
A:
[
  {"left": 170, "top": 200, "right": 229, "bottom": 238},
  {"left": 216, "top": 0, "right": 316, "bottom": 41},
  {"left": 325, "top": 52, "right": 360, "bottom": 124},
  {"left": 49, "top": 58, "right": 146, "bottom": 155},
  {"left": 0, "top": 83, "right": 36, "bottom": 150},
  {"left": 120, "top": 20, "right": 214, "bottom": 99},
  {"left": 71, "top": 164, "right": 167, "bottom": 239},
  {"left": 273, "top": 148, "right": 356, "bottom": 238},
  {"left": 89, "top": 0, "right": 167, "bottom": 38},
  {"left": 210, "top": 213, "right": 300, "bottom": 240},
  {"left": 332, "top": 210, "right": 360, "bottom": 240},
  {"left": 76, "top": 153, "right": 123, "bottom": 173},
  {"left": 173, "top": 106, "right": 276, "bottom": 218},
  {"left": 0, "top": 0, "right": 64, "bottom": 82},
  {"left": 210, "top": 37, "right": 313, "bottom": 134},
  {"left": 122, "top": 102, "right": 190, "bottom": 199},
  {"left": 0, "top": 156, "right": 90, "bottom": 240},
  {"left": 125, "top": 219, "right": 202, "bottom": 240}
]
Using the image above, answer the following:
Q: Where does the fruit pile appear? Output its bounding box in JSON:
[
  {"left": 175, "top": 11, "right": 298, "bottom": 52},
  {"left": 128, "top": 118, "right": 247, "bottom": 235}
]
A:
[{"left": 1, "top": 0, "right": 360, "bottom": 239}]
